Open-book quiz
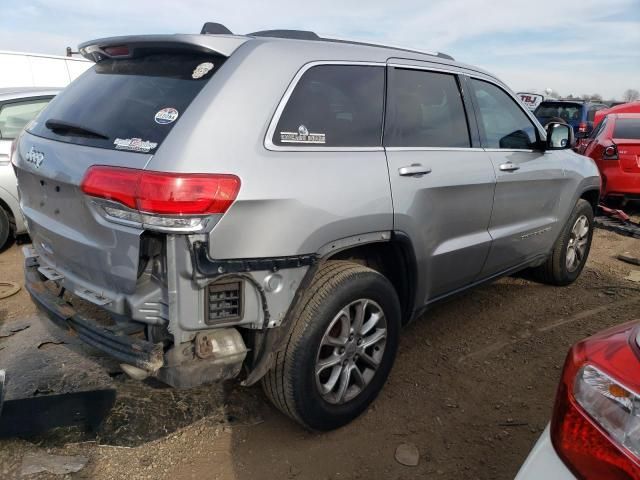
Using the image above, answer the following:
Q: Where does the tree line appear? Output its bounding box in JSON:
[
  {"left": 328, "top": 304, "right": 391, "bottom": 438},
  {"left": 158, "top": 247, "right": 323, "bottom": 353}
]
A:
[{"left": 544, "top": 88, "right": 638, "bottom": 103}]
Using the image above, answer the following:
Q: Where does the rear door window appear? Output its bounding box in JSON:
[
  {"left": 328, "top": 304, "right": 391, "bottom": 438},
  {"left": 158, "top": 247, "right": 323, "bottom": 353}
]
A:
[
  {"left": 384, "top": 68, "right": 470, "bottom": 148},
  {"left": 28, "top": 52, "right": 224, "bottom": 153},
  {"left": 272, "top": 65, "right": 384, "bottom": 147},
  {"left": 0, "top": 98, "right": 52, "bottom": 140},
  {"left": 613, "top": 118, "right": 640, "bottom": 140},
  {"left": 471, "top": 79, "right": 539, "bottom": 149}
]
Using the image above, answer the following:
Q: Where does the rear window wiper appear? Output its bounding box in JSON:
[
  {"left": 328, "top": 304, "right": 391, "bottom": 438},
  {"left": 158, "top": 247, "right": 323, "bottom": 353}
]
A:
[{"left": 44, "top": 119, "right": 109, "bottom": 140}]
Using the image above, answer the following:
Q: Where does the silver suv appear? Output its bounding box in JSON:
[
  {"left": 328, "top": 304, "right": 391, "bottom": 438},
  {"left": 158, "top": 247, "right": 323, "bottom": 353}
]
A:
[{"left": 13, "top": 26, "right": 600, "bottom": 430}]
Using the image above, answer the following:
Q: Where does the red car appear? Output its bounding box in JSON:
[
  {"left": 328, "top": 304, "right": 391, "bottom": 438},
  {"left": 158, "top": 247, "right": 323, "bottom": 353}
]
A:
[
  {"left": 594, "top": 101, "right": 640, "bottom": 128},
  {"left": 517, "top": 320, "right": 640, "bottom": 479},
  {"left": 580, "top": 113, "right": 640, "bottom": 204}
]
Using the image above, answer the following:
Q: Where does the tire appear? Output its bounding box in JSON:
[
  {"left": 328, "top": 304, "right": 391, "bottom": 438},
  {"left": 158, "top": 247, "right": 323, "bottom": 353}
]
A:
[
  {"left": 532, "top": 199, "right": 594, "bottom": 286},
  {"left": 262, "top": 260, "right": 401, "bottom": 431},
  {"left": 0, "top": 207, "right": 12, "bottom": 252}
]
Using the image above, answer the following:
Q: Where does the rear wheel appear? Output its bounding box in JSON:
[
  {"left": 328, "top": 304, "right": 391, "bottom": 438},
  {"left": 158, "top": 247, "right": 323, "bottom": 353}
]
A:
[
  {"left": 262, "top": 261, "right": 401, "bottom": 430},
  {"left": 532, "top": 199, "right": 594, "bottom": 285},
  {"left": 0, "top": 207, "right": 12, "bottom": 252}
]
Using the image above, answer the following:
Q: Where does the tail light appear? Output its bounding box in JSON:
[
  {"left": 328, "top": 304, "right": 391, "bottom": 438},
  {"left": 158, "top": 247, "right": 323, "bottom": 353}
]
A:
[
  {"left": 551, "top": 322, "right": 640, "bottom": 479},
  {"left": 604, "top": 144, "right": 619, "bottom": 160},
  {"left": 81, "top": 166, "right": 240, "bottom": 232},
  {"left": 103, "top": 45, "right": 130, "bottom": 57}
]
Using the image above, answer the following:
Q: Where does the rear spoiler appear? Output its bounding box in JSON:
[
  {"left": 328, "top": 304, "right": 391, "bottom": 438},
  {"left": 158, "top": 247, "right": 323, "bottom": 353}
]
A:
[{"left": 78, "top": 34, "right": 248, "bottom": 63}]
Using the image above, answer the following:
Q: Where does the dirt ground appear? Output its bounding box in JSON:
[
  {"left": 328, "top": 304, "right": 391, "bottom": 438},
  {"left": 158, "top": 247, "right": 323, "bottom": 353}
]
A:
[{"left": 1, "top": 225, "right": 639, "bottom": 480}]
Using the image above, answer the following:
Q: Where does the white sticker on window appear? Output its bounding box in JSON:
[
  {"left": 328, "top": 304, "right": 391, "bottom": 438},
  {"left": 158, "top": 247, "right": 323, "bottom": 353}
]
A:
[
  {"left": 154, "top": 108, "right": 179, "bottom": 125},
  {"left": 280, "top": 125, "right": 326, "bottom": 144},
  {"left": 192, "top": 62, "right": 214, "bottom": 79},
  {"left": 113, "top": 138, "right": 158, "bottom": 153}
]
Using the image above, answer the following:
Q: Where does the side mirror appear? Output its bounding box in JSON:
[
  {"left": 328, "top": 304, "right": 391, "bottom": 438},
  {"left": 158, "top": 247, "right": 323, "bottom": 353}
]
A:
[{"left": 545, "top": 122, "right": 574, "bottom": 150}]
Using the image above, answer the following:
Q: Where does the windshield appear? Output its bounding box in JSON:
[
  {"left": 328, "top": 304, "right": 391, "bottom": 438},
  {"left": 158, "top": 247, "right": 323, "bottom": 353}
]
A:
[
  {"left": 27, "top": 52, "right": 224, "bottom": 153},
  {"left": 534, "top": 102, "right": 583, "bottom": 124}
]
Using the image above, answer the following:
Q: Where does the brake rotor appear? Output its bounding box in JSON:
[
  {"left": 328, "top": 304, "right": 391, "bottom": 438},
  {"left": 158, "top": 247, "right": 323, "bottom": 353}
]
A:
[{"left": 0, "top": 282, "right": 21, "bottom": 300}]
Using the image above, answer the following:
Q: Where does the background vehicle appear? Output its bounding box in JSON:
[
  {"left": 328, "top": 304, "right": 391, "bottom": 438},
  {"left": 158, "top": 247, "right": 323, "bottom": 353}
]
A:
[
  {"left": 515, "top": 320, "right": 640, "bottom": 479},
  {"left": 579, "top": 113, "right": 640, "bottom": 205},
  {"left": 594, "top": 100, "right": 640, "bottom": 129},
  {"left": 0, "top": 87, "right": 59, "bottom": 249},
  {"left": 0, "top": 51, "right": 90, "bottom": 89},
  {"left": 13, "top": 27, "right": 599, "bottom": 430},
  {"left": 535, "top": 99, "right": 608, "bottom": 138}
]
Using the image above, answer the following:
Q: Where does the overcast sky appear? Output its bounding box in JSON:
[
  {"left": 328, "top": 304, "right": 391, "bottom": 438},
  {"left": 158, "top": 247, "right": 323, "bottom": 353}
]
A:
[{"left": 0, "top": 0, "right": 638, "bottom": 99}]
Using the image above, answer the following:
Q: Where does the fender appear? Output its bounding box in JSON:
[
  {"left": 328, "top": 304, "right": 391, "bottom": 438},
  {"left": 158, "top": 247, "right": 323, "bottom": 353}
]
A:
[{"left": 241, "top": 230, "right": 419, "bottom": 385}]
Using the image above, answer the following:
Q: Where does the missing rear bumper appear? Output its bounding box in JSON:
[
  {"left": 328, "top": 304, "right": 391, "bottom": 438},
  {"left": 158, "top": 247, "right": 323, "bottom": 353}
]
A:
[{"left": 24, "top": 259, "right": 164, "bottom": 373}]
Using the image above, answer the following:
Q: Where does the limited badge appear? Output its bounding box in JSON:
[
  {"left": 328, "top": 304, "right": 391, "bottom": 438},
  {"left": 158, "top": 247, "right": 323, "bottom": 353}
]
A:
[
  {"left": 113, "top": 138, "right": 158, "bottom": 153},
  {"left": 192, "top": 62, "right": 214, "bottom": 79},
  {"left": 280, "top": 124, "right": 326, "bottom": 144},
  {"left": 154, "top": 108, "right": 179, "bottom": 125}
]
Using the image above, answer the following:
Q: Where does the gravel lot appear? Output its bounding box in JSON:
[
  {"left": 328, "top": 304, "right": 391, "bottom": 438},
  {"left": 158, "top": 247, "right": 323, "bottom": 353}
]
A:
[{"left": 1, "top": 225, "right": 639, "bottom": 480}]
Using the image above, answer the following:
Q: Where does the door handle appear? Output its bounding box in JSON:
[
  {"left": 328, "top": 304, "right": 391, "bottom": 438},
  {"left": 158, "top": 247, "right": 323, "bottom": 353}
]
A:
[
  {"left": 398, "top": 164, "right": 432, "bottom": 176},
  {"left": 499, "top": 162, "right": 520, "bottom": 172}
]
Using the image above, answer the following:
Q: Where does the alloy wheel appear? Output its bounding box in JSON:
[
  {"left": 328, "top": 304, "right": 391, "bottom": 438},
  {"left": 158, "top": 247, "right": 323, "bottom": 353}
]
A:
[{"left": 315, "top": 299, "right": 387, "bottom": 405}]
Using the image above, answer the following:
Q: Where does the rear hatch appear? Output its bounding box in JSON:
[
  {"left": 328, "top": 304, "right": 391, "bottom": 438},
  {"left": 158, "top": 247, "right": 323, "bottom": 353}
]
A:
[
  {"left": 15, "top": 40, "right": 232, "bottom": 295},
  {"left": 613, "top": 117, "right": 640, "bottom": 173},
  {"left": 534, "top": 101, "right": 584, "bottom": 131}
]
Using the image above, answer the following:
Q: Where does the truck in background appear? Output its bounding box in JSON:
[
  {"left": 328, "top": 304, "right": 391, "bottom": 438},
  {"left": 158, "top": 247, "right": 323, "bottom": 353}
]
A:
[{"left": 0, "top": 51, "right": 91, "bottom": 89}]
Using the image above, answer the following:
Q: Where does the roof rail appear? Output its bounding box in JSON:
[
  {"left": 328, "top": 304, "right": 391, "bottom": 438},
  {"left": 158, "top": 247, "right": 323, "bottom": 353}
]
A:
[
  {"left": 248, "top": 29, "right": 454, "bottom": 60},
  {"left": 321, "top": 36, "right": 454, "bottom": 61},
  {"left": 200, "top": 24, "right": 454, "bottom": 60},
  {"left": 249, "top": 30, "right": 320, "bottom": 41}
]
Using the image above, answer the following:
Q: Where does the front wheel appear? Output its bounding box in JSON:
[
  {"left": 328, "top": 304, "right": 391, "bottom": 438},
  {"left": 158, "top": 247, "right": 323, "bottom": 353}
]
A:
[
  {"left": 532, "top": 199, "right": 594, "bottom": 285},
  {"left": 262, "top": 261, "right": 401, "bottom": 431}
]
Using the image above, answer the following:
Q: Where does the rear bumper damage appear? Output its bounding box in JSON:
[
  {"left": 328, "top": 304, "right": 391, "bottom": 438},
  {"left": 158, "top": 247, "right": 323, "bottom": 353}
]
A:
[
  {"left": 24, "top": 255, "right": 250, "bottom": 388},
  {"left": 25, "top": 257, "right": 165, "bottom": 373},
  {"left": 22, "top": 235, "right": 315, "bottom": 388}
]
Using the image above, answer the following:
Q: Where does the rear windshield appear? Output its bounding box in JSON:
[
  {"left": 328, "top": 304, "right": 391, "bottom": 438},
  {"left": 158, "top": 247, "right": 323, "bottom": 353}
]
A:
[
  {"left": 534, "top": 102, "right": 583, "bottom": 123},
  {"left": 27, "top": 52, "right": 224, "bottom": 153},
  {"left": 613, "top": 118, "right": 640, "bottom": 140}
]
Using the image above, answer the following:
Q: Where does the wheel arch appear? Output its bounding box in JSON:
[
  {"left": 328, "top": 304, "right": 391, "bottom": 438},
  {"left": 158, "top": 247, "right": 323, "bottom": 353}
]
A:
[
  {"left": 0, "top": 186, "right": 25, "bottom": 234},
  {"left": 324, "top": 232, "right": 417, "bottom": 325},
  {"left": 579, "top": 188, "right": 600, "bottom": 214}
]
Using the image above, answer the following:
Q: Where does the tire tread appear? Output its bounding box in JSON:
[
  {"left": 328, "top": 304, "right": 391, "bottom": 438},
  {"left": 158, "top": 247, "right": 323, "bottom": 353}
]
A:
[
  {"left": 531, "top": 199, "right": 593, "bottom": 285},
  {"left": 262, "top": 260, "right": 380, "bottom": 428}
]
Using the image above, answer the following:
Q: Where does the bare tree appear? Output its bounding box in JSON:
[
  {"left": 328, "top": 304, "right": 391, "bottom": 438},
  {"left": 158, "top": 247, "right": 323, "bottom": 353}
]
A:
[{"left": 623, "top": 89, "right": 640, "bottom": 102}]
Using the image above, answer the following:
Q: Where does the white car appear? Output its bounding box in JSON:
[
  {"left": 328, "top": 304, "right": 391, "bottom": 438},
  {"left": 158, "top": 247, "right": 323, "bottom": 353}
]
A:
[
  {"left": 515, "top": 426, "right": 575, "bottom": 479},
  {"left": 516, "top": 321, "right": 640, "bottom": 479},
  {"left": 0, "top": 87, "right": 59, "bottom": 249}
]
